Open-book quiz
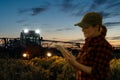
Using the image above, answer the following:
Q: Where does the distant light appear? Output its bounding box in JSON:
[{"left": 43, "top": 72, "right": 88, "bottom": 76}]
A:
[
  {"left": 24, "top": 29, "right": 29, "bottom": 33},
  {"left": 22, "top": 53, "right": 30, "bottom": 58},
  {"left": 35, "top": 29, "right": 40, "bottom": 34},
  {"left": 47, "top": 52, "right": 52, "bottom": 57},
  {"left": 23, "top": 53, "right": 27, "bottom": 58}
]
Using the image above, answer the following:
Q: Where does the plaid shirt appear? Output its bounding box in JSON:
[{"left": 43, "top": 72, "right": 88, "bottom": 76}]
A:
[{"left": 76, "top": 35, "right": 113, "bottom": 80}]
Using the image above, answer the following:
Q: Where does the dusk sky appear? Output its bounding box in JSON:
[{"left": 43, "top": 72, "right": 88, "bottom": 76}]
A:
[{"left": 0, "top": 0, "right": 120, "bottom": 46}]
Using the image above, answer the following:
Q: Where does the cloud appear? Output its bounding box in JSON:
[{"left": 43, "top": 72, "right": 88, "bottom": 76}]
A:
[
  {"left": 16, "top": 19, "right": 27, "bottom": 23},
  {"left": 69, "top": 36, "right": 120, "bottom": 44},
  {"left": 59, "top": 0, "right": 120, "bottom": 18},
  {"left": 85, "top": 0, "right": 120, "bottom": 18},
  {"left": 17, "top": 0, "right": 120, "bottom": 18},
  {"left": 17, "top": 0, "right": 120, "bottom": 29},
  {"left": 69, "top": 38, "right": 85, "bottom": 42},
  {"left": 55, "top": 28, "right": 74, "bottom": 31},
  {"left": 107, "top": 1, "right": 120, "bottom": 9},
  {"left": 60, "top": 0, "right": 74, "bottom": 12},
  {"left": 51, "top": 37, "right": 58, "bottom": 39},
  {"left": 104, "top": 22, "right": 120, "bottom": 27},
  {"left": 18, "top": 8, "right": 31, "bottom": 14},
  {"left": 22, "top": 24, "right": 31, "bottom": 26},
  {"left": 18, "top": 7, "right": 48, "bottom": 16},
  {"left": 107, "top": 36, "right": 120, "bottom": 40},
  {"left": 93, "top": 0, "right": 107, "bottom": 5},
  {"left": 31, "top": 7, "right": 47, "bottom": 16},
  {"left": 17, "top": 0, "right": 50, "bottom": 16},
  {"left": 55, "top": 0, "right": 120, "bottom": 28}
]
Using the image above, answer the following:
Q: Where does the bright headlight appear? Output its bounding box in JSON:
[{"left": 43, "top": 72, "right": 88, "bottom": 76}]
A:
[
  {"left": 35, "top": 29, "right": 40, "bottom": 34},
  {"left": 46, "top": 52, "right": 52, "bottom": 57},
  {"left": 24, "top": 29, "right": 29, "bottom": 33},
  {"left": 23, "top": 53, "right": 27, "bottom": 57},
  {"left": 22, "top": 53, "right": 29, "bottom": 58}
]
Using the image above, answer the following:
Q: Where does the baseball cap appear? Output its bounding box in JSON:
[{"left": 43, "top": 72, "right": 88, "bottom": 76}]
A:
[{"left": 74, "top": 12, "right": 102, "bottom": 28}]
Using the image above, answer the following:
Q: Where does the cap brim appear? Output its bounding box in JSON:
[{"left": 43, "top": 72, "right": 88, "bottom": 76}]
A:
[
  {"left": 74, "top": 22, "right": 90, "bottom": 28},
  {"left": 74, "top": 23, "right": 79, "bottom": 26}
]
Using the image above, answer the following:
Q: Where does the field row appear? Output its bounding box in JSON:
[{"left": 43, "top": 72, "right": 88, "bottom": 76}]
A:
[{"left": 0, "top": 57, "right": 120, "bottom": 80}]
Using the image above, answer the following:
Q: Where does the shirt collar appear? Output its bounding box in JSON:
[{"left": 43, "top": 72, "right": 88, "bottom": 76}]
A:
[{"left": 85, "top": 34, "right": 104, "bottom": 43}]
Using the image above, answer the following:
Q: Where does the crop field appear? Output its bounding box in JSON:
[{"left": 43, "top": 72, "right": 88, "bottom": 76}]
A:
[{"left": 0, "top": 56, "right": 120, "bottom": 80}]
